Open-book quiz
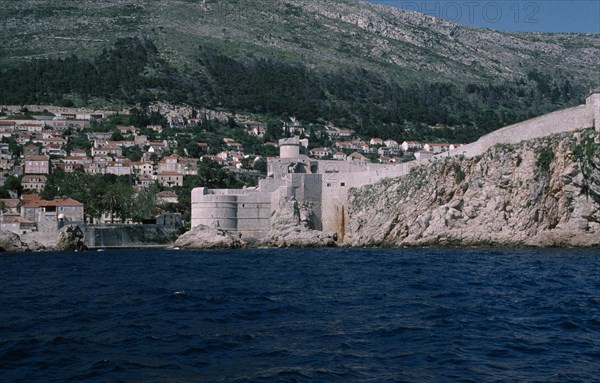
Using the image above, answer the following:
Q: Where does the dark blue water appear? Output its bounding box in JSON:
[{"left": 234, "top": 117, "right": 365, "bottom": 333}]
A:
[{"left": 1, "top": 248, "right": 599, "bottom": 382}]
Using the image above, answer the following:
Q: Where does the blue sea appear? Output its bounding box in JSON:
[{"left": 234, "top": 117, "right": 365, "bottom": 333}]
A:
[{"left": 1, "top": 248, "right": 599, "bottom": 382}]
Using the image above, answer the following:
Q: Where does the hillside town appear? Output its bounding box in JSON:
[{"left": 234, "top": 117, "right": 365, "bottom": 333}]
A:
[{"left": 0, "top": 105, "right": 465, "bottom": 236}]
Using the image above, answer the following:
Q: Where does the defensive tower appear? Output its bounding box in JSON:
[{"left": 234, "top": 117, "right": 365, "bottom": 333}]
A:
[{"left": 586, "top": 87, "right": 600, "bottom": 132}]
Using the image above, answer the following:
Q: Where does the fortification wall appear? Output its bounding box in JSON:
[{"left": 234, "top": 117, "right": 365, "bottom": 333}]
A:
[
  {"left": 191, "top": 187, "right": 272, "bottom": 239},
  {"left": 84, "top": 225, "right": 179, "bottom": 248},
  {"left": 191, "top": 188, "right": 238, "bottom": 230},
  {"left": 320, "top": 162, "right": 414, "bottom": 239},
  {"left": 190, "top": 96, "right": 599, "bottom": 245},
  {"left": 234, "top": 194, "right": 271, "bottom": 239},
  {"left": 587, "top": 93, "right": 600, "bottom": 132},
  {"left": 447, "top": 105, "right": 593, "bottom": 158}
]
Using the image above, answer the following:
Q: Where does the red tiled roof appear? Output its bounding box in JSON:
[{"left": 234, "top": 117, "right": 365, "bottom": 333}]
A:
[
  {"left": 21, "top": 194, "right": 41, "bottom": 202},
  {"left": 25, "top": 156, "right": 49, "bottom": 161},
  {"left": 0, "top": 199, "right": 20, "bottom": 208},
  {"left": 23, "top": 197, "right": 83, "bottom": 208}
]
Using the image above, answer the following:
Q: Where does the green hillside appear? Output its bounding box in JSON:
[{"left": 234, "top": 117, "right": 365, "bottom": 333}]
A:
[{"left": 1, "top": 0, "right": 599, "bottom": 142}]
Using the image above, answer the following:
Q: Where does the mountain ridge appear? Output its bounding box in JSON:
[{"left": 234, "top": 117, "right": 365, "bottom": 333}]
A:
[
  {"left": 1, "top": 0, "right": 598, "bottom": 141},
  {"left": 2, "top": 0, "right": 598, "bottom": 84}
]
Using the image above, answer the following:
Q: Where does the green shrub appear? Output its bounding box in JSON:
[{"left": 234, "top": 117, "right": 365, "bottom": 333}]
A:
[
  {"left": 536, "top": 147, "right": 554, "bottom": 173},
  {"left": 452, "top": 162, "right": 465, "bottom": 183}
]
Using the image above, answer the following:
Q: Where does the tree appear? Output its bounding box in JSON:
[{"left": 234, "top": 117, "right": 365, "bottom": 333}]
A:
[
  {"left": 197, "top": 159, "right": 240, "bottom": 188},
  {"left": 123, "top": 146, "right": 143, "bottom": 161},
  {"left": 0, "top": 176, "right": 22, "bottom": 198},
  {"left": 102, "top": 185, "right": 124, "bottom": 223},
  {"left": 110, "top": 130, "right": 124, "bottom": 141},
  {"left": 254, "top": 158, "right": 267, "bottom": 173},
  {"left": 129, "top": 190, "right": 157, "bottom": 223}
]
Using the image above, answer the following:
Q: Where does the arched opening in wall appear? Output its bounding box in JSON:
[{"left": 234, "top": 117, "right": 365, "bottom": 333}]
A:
[{"left": 288, "top": 162, "right": 308, "bottom": 174}]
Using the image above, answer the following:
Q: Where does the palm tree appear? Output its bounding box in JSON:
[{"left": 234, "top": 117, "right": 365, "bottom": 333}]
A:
[{"left": 102, "top": 189, "right": 122, "bottom": 224}]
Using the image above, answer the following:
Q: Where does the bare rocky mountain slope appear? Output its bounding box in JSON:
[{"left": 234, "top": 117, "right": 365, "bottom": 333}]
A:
[
  {"left": 1, "top": 0, "right": 598, "bottom": 86},
  {"left": 347, "top": 129, "right": 600, "bottom": 247}
]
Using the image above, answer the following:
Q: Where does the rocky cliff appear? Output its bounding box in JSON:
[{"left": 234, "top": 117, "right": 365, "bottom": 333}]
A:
[
  {"left": 347, "top": 130, "right": 600, "bottom": 247},
  {"left": 265, "top": 196, "right": 337, "bottom": 248}
]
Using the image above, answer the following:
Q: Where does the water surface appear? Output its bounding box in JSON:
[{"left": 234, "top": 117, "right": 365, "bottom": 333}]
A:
[{"left": 1, "top": 248, "right": 599, "bottom": 382}]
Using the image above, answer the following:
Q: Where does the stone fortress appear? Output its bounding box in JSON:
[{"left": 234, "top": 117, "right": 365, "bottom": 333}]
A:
[{"left": 191, "top": 88, "right": 600, "bottom": 244}]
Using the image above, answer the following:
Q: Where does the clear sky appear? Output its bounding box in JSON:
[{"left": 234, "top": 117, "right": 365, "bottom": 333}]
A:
[{"left": 367, "top": 0, "right": 600, "bottom": 33}]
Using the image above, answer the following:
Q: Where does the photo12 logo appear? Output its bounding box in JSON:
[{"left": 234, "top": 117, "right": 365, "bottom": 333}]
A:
[{"left": 398, "top": 1, "right": 540, "bottom": 26}]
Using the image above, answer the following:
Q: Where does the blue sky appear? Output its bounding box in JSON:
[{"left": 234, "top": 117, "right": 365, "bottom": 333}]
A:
[{"left": 367, "top": 0, "right": 600, "bottom": 33}]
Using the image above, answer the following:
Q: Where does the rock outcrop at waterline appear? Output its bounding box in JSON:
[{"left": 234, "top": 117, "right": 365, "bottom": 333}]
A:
[
  {"left": 347, "top": 131, "right": 600, "bottom": 247},
  {"left": 176, "top": 196, "right": 337, "bottom": 249},
  {"left": 56, "top": 224, "right": 87, "bottom": 252},
  {"left": 175, "top": 225, "right": 246, "bottom": 249},
  {"left": 0, "top": 231, "right": 33, "bottom": 252}
]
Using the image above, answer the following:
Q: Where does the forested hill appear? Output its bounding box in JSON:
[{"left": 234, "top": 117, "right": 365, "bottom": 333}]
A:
[{"left": 1, "top": 0, "right": 599, "bottom": 142}]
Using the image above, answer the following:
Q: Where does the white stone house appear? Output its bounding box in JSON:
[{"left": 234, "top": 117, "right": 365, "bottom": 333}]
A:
[
  {"left": 70, "top": 149, "right": 87, "bottom": 157},
  {"left": 21, "top": 197, "right": 84, "bottom": 223},
  {"left": 401, "top": 141, "right": 423, "bottom": 151},
  {"left": 157, "top": 171, "right": 183, "bottom": 187},
  {"left": 0, "top": 121, "right": 16, "bottom": 138},
  {"left": 21, "top": 175, "right": 47, "bottom": 191},
  {"left": 377, "top": 147, "right": 391, "bottom": 156},
  {"left": 92, "top": 145, "right": 123, "bottom": 157},
  {"left": 449, "top": 144, "right": 466, "bottom": 151},
  {"left": 131, "top": 161, "right": 154, "bottom": 176},
  {"left": 369, "top": 138, "right": 384, "bottom": 146},
  {"left": 424, "top": 143, "right": 450, "bottom": 153},
  {"left": 24, "top": 156, "right": 50, "bottom": 175},
  {"left": 105, "top": 162, "right": 132, "bottom": 176},
  {"left": 414, "top": 150, "right": 434, "bottom": 160}
]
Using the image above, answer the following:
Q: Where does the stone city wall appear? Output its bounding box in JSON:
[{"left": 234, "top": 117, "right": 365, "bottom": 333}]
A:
[
  {"left": 447, "top": 104, "right": 593, "bottom": 158},
  {"left": 191, "top": 94, "right": 600, "bottom": 244},
  {"left": 320, "top": 162, "right": 415, "bottom": 238}
]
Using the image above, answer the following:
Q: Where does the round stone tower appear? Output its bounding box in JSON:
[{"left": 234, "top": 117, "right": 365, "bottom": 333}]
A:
[{"left": 279, "top": 137, "right": 300, "bottom": 158}]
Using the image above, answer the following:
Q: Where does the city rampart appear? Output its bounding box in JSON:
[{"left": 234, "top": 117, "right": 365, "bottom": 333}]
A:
[
  {"left": 191, "top": 89, "right": 600, "bottom": 244},
  {"left": 319, "top": 162, "right": 414, "bottom": 239},
  {"left": 448, "top": 95, "right": 597, "bottom": 158}
]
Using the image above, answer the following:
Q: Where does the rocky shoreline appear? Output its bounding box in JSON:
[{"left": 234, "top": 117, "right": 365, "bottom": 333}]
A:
[
  {"left": 5, "top": 132, "right": 600, "bottom": 252},
  {"left": 347, "top": 131, "right": 600, "bottom": 248},
  {"left": 0, "top": 224, "right": 86, "bottom": 253}
]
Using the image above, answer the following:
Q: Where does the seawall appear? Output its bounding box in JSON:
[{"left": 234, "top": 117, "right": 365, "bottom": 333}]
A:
[{"left": 84, "top": 225, "right": 179, "bottom": 248}]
